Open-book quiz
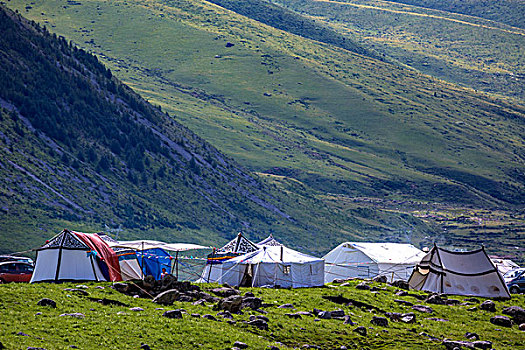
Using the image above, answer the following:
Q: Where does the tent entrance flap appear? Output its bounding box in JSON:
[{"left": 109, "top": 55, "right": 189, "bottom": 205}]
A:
[{"left": 240, "top": 264, "right": 254, "bottom": 287}]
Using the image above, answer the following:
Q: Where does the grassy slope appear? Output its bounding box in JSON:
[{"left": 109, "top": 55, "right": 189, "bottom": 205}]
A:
[
  {"left": 1, "top": 281, "right": 524, "bottom": 349},
  {"left": 271, "top": 0, "right": 525, "bottom": 100},
  {"left": 3, "top": 1, "right": 524, "bottom": 258}
]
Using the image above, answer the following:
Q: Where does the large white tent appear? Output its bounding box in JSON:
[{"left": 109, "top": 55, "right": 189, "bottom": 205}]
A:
[
  {"left": 408, "top": 246, "right": 510, "bottom": 299},
  {"left": 217, "top": 245, "right": 324, "bottom": 288},
  {"left": 31, "top": 230, "right": 111, "bottom": 283},
  {"left": 323, "top": 242, "right": 426, "bottom": 283}
]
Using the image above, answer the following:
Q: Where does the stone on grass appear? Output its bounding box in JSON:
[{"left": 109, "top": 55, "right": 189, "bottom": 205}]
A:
[
  {"left": 371, "top": 316, "right": 388, "bottom": 327},
  {"left": 373, "top": 275, "right": 387, "bottom": 283},
  {"left": 355, "top": 282, "right": 370, "bottom": 290},
  {"left": 519, "top": 323, "right": 525, "bottom": 331},
  {"left": 479, "top": 300, "right": 496, "bottom": 312},
  {"left": 343, "top": 316, "right": 355, "bottom": 325},
  {"left": 318, "top": 311, "right": 331, "bottom": 319},
  {"left": 266, "top": 347, "right": 280, "bottom": 350},
  {"left": 211, "top": 287, "right": 239, "bottom": 297},
  {"left": 217, "top": 311, "right": 233, "bottom": 319},
  {"left": 217, "top": 295, "right": 244, "bottom": 314},
  {"left": 162, "top": 310, "right": 182, "bottom": 319},
  {"left": 63, "top": 288, "right": 89, "bottom": 296},
  {"left": 425, "top": 294, "right": 445, "bottom": 305},
  {"left": 400, "top": 313, "right": 416, "bottom": 324},
  {"left": 502, "top": 306, "right": 525, "bottom": 324},
  {"left": 412, "top": 305, "right": 433, "bottom": 313},
  {"left": 245, "top": 318, "right": 268, "bottom": 330},
  {"left": 465, "top": 332, "right": 479, "bottom": 340},
  {"left": 390, "top": 280, "right": 409, "bottom": 290},
  {"left": 152, "top": 289, "right": 180, "bottom": 306},
  {"left": 442, "top": 339, "right": 475, "bottom": 350},
  {"left": 242, "top": 297, "right": 262, "bottom": 310},
  {"left": 330, "top": 309, "right": 345, "bottom": 318},
  {"left": 472, "top": 340, "right": 492, "bottom": 349},
  {"left": 140, "top": 344, "right": 151, "bottom": 350},
  {"left": 59, "top": 313, "right": 85, "bottom": 319},
  {"left": 130, "top": 307, "right": 144, "bottom": 312},
  {"left": 37, "top": 298, "right": 56, "bottom": 308},
  {"left": 203, "top": 314, "right": 217, "bottom": 321},
  {"left": 277, "top": 303, "right": 294, "bottom": 309},
  {"left": 233, "top": 341, "right": 248, "bottom": 349},
  {"left": 395, "top": 290, "right": 408, "bottom": 296},
  {"left": 285, "top": 313, "right": 302, "bottom": 319},
  {"left": 394, "top": 299, "right": 413, "bottom": 306},
  {"left": 490, "top": 315, "right": 512, "bottom": 327},
  {"left": 353, "top": 326, "right": 367, "bottom": 336}
]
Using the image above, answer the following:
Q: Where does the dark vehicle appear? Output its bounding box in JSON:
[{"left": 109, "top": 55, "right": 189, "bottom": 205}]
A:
[
  {"left": 504, "top": 268, "right": 525, "bottom": 294},
  {"left": 0, "top": 262, "right": 34, "bottom": 283},
  {"left": 0, "top": 255, "right": 34, "bottom": 265}
]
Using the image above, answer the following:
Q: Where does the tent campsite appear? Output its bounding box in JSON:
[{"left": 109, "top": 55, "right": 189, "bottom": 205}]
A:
[
  {"left": 31, "top": 229, "right": 122, "bottom": 283},
  {"left": 323, "top": 242, "right": 426, "bottom": 283},
  {"left": 408, "top": 245, "right": 511, "bottom": 299}
]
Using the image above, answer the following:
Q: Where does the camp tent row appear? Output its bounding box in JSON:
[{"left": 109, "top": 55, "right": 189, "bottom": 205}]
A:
[
  {"left": 30, "top": 230, "right": 209, "bottom": 283},
  {"left": 30, "top": 230, "right": 512, "bottom": 299}
]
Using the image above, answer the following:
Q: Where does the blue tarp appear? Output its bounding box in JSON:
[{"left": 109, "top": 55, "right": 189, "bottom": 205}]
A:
[{"left": 136, "top": 248, "right": 172, "bottom": 280}]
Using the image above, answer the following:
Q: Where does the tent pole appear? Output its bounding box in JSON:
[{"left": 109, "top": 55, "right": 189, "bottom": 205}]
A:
[
  {"left": 207, "top": 248, "right": 215, "bottom": 283},
  {"left": 175, "top": 251, "right": 179, "bottom": 280},
  {"left": 141, "top": 241, "right": 144, "bottom": 280}
]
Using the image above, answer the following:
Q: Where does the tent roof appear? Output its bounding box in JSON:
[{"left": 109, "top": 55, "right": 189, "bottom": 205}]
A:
[
  {"left": 218, "top": 232, "right": 259, "bottom": 253},
  {"left": 108, "top": 240, "right": 210, "bottom": 252},
  {"left": 227, "top": 245, "right": 323, "bottom": 264},
  {"left": 335, "top": 242, "right": 425, "bottom": 265},
  {"left": 257, "top": 234, "right": 283, "bottom": 247}
]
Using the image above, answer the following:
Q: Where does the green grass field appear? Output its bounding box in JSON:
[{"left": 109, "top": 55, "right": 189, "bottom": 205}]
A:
[{"left": 1, "top": 281, "right": 524, "bottom": 349}]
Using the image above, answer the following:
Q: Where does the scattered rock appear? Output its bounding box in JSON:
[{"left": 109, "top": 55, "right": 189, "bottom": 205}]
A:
[
  {"left": 63, "top": 288, "right": 89, "bottom": 296},
  {"left": 203, "top": 314, "right": 217, "bottom": 321},
  {"left": 479, "top": 300, "right": 496, "bottom": 312},
  {"left": 502, "top": 306, "right": 525, "bottom": 324},
  {"left": 225, "top": 42, "right": 234, "bottom": 47},
  {"left": 266, "top": 346, "right": 280, "bottom": 350},
  {"left": 217, "top": 311, "right": 233, "bottom": 319},
  {"left": 355, "top": 282, "right": 370, "bottom": 290},
  {"left": 162, "top": 310, "right": 182, "bottom": 319},
  {"left": 285, "top": 313, "right": 302, "bottom": 319},
  {"left": 177, "top": 295, "right": 193, "bottom": 302},
  {"left": 343, "top": 315, "right": 355, "bottom": 325},
  {"left": 467, "top": 306, "right": 478, "bottom": 312},
  {"left": 425, "top": 294, "right": 445, "bottom": 305},
  {"left": 242, "top": 297, "right": 262, "bottom": 310},
  {"left": 472, "top": 340, "right": 492, "bottom": 349},
  {"left": 27, "top": 348, "right": 46, "bottom": 350},
  {"left": 245, "top": 318, "right": 268, "bottom": 330},
  {"left": 464, "top": 298, "right": 480, "bottom": 303},
  {"left": 244, "top": 292, "right": 255, "bottom": 298},
  {"left": 519, "top": 323, "right": 525, "bottom": 331},
  {"left": 394, "top": 299, "right": 413, "bottom": 306},
  {"left": 330, "top": 309, "right": 345, "bottom": 318},
  {"left": 217, "top": 295, "right": 244, "bottom": 314},
  {"left": 353, "top": 326, "right": 367, "bottom": 336},
  {"left": 371, "top": 316, "right": 388, "bottom": 327},
  {"left": 75, "top": 285, "right": 88, "bottom": 289},
  {"left": 233, "top": 341, "right": 248, "bottom": 349},
  {"left": 400, "top": 313, "right": 416, "bottom": 324},
  {"left": 277, "top": 303, "right": 294, "bottom": 309},
  {"left": 373, "top": 275, "right": 387, "bottom": 283},
  {"left": 37, "top": 298, "right": 56, "bottom": 308},
  {"left": 318, "top": 311, "right": 332, "bottom": 319},
  {"left": 152, "top": 289, "right": 180, "bottom": 306},
  {"left": 88, "top": 298, "right": 129, "bottom": 307},
  {"left": 390, "top": 280, "right": 409, "bottom": 290},
  {"left": 412, "top": 305, "right": 433, "bottom": 313},
  {"left": 445, "top": 299, "right": 461, "bottom": 306},
  {"left": 211, "top": 287, "right": 239, "bottom": 298},
  {"left": 140, "top": 344, "right": 151, "bottom": 350},
  {"left": 191, "top": 313, "right": 201, "bottom": 318},
  {"left": 426, "top": 317, "right": 448, "bottom": 322},
  {"left": 395, "top": 290, "right": 408, "bottom": 296},
  {"left": 193, "top": 299, "right": 206, "bottom": 306},
  {"left": 465, "top": 332, "right": 479, "bottom": 340},
  {"left": 59, "top": 313, "right": 85, "bottom": 319},
  {"left": 442, "top": 339, "right": 475, "bottom": 350},
  {"left": 490, "top": 315, "right": 512, "bottom": 327},
  {"left": 130, "top": 307, "right": 144, "bottom": 312}
]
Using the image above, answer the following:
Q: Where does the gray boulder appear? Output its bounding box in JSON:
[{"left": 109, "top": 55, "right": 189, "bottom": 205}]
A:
[
  {"left": 233, "top": 342, "right": 248, "bottom": 349},
  {"left": 242, "top": 297, "right": 262, "bottom": 310},
  {"left": 371, "top": 316, "right": 388, "bottom": 327},
  {"left": 472, "top": 341, "right": 492, "bottom": 349},
  {"left": 246, "top": 318, "right": 268, "bottom": 330},
  {"left": 412, "top": 305, "right": 433, "bottom": 313},
  {"left": 211, "top": 287, "right": 239, "bottom": 297},
  {"left": 353, "top": 326, "right": 367, "bottom": 336},
  {"left": 479, "top": 300, "right": 496, "bottom": 312},
  {"left": 394, "top": 299, "right": 413, "bottom": 306},
  {"left": 425, "top": 294, "right": 445, "bottom": 305},
  {"left": 490, "top": 315, "right": 512, "bottom": 327},
  {"left": 217, "top": 295, "right": 244, "bottom": 314},
  {"left": 355, "top": 282, "right": 370, "bottom": 290},
  {"left": 318, "top": 311, "right": 332, "bottom": 319},
  {"left": 153, "top": 289, "right": 180, "bottom": 306},
  {"left": 442, "top": 339, "right": 475, "bottom": 349},
  {"left": 162, "top": 310, "right": 182, "bottom": 319},
  {"left": 37, "top": 298, "right": 56, "bottom": 308},
  {"left": 502, "top": 306, "right": 525, "bottom": 324},
  {"left": 390, "top": 280, "right": 409, "bottom": 290},
  {"left": 59, "top": 313, "right": 85, "bottom": 319},
  {"left": 373, "top": 275, "right": 387, "bottom": 283},
  {"left": 277, "top": 303, "right": 294, "bottom": 309},
  {"left": 203, "top": 314, "right": 217, "bottom": 321},
  {"left": 285, "top": 313, "right": 302, "bottom": 319}
]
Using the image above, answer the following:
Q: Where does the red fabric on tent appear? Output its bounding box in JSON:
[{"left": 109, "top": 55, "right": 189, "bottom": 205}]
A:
[{"left": 73, "top": 231, "right": 122, "bottom": 282}]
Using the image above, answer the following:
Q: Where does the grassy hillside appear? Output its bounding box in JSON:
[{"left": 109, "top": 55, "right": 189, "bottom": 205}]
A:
[
  {"left": 0, "top": 281, "right": 524, "bottom": 349},
  {"left": 271, "top": 0, "right": 525, "bottom": 100},
  {"left": 2, "top": 1, "right": 524, "bottom": 260}
]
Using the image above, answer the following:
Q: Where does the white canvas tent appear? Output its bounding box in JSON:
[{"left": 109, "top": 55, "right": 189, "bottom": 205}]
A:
[
  {"left": 197, "top": 232, "right": 259, "bottom": 283},
  {"left": 490, "top": 257, "right": 520, "bottom": 276},
  {"left": 97, "top": 234, "right": 142, "bottom": 281},
  {"left": 218, "top": 245, "right": 324, "bottom": 288},
  {"left": 31, "top": 230, "right": 107, "bottom": 282},
  {"left": 323, "top": 242, "right": 426, "bottom": 283},
  {"left": 408, "top": 246, "right": 511, "bottom": 299}
]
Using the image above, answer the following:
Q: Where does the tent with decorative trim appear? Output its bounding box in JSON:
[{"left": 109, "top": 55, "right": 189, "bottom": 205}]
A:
[
  {"left": 197, "top": 232, "right": 259, "bottom": 283},
  {"left": 97, "top": 233, "right": 142, "bottom": 281},
  {"left": 323, "top": 242, "right": 426, "bottom": 283},
  {"left": 408, "top": 246, "right": 510, "bottom": 299},
  {"left": 213, "top": 245, "right": 324, "bottom": 288},
  {"left": 31, "top": 229, "right": 122, "bottom": 283}
]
